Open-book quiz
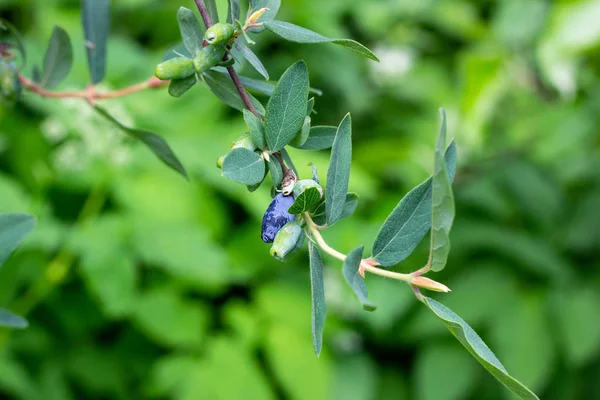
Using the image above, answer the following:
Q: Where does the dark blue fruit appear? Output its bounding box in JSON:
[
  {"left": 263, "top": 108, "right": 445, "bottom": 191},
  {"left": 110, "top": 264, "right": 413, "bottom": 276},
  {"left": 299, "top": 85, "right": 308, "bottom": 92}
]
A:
[{"left": 261, "top": 193, "right": 295, "bottom": 243}]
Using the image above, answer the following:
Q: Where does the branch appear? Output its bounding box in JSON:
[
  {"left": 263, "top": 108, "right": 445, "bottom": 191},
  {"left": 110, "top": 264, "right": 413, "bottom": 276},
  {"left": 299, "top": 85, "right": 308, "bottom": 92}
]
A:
[
  {"left": 304, "top": 213, "right": 451, "bottom": 293},
  {"left": 19, "top": 75, "right": 167, "bottom": 103}
]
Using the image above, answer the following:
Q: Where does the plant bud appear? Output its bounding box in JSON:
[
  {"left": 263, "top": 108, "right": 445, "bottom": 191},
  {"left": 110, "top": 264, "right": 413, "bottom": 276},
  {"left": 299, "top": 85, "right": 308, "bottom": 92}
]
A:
[
  {"left": 247, "top": 8, "right": 269, "bottom": 25},
  {"left": 231, "top": 132, "right": 256, "bottom": 151},
  {"left": 155, "top": 57, "right": 195, "bottom": 80},
  {"left": 270, "top": 221, "right": 303, "bottom": 261},
  {"left": 293, "top": 179, "right": 323, "bottom": 198},
  {"left": 261, "top": 193, "right": 295, "bottom": 243}
]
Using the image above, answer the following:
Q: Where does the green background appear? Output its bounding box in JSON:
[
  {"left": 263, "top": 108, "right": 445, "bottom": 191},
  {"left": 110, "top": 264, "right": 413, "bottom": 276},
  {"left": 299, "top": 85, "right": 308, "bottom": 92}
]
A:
[{"left": 1, "top": 0, "right": 600, "bottom": 399}]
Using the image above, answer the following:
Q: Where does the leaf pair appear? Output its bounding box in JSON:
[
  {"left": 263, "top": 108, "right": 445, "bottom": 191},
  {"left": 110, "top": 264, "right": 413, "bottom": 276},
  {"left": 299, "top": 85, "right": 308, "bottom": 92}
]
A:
[{"left": 0, "top": 213, "right": 36, "bottom": 329}]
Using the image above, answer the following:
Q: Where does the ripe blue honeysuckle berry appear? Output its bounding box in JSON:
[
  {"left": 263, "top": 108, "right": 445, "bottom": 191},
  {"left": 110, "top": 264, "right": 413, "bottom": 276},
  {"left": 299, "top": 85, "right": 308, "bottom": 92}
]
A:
[
  {"left": 261, "top": 193, "right": 295, "bottom": 243},
  {"left": 155, "top": 56, "right": 195, "bottom": 80},
  {"left": 270, "top": 221, "right": 303, "bottom": 261},
  {"left": 293, "top": 179, "right": 323, "bottom": 198}
]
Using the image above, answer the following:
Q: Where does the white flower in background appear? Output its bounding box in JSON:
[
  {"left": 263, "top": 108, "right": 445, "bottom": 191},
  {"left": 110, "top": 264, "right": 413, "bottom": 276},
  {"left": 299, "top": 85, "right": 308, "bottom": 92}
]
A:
[
  {"left": 370, "top": 46, "right": 416, "bottom": 83},
  {"left": 41, "top": 85, "right": 134, "bottom": 171}
]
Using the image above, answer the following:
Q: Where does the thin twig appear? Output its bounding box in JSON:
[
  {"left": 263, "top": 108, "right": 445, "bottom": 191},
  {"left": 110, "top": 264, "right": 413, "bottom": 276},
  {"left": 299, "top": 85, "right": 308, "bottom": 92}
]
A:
[
  {"left": 19, "top": 75, "right": 167, "bottom": 101},
  {"left": 194, "top": 0, "right": 213, "bottom": 27}
]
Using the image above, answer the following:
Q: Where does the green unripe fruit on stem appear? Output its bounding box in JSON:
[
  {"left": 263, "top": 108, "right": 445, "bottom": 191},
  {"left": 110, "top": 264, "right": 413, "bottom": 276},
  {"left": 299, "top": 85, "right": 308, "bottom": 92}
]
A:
[
  {"left": 293, "top": 179, "right": 323, "bottom": 198},
  {"left": 231, "top": 132, "right": 256, "bottom": 151},
  {"left": 203, "top": 23, "right": 236, "bottom": 46},
  {"left": 270, "top": 221, "right": 304, "bottom": 261},
  {"left": 155, "top": 57, "right": 195, "bottom": 80},
  {"left": 0, "top": 59, "right": 20, "bottom": 105},
  {"left": 193, "top": 44, "right": 227, "bottom": 74}
]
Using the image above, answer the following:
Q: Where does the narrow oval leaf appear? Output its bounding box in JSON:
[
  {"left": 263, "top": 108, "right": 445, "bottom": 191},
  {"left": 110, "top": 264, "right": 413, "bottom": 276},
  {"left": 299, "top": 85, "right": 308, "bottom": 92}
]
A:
[
  {"left": 343, "top": 246, "right": 376, "bottom": 311},
  {"left": 423, "top": 297, "right": 540, "bottom": 400},
  {"left": 307, "top": 97, "right": 315, "bottom": 115},
  {"left": 0, "top": 308, "right": 28, "bottom": 329},
  {"left": 371, "top": 141, "right": 457, "bottom": 267},
  {"left": 326, "top": 113, "right": 352, "bottom": 226},
  {"left": 264, "top": 20, "right": 379, "bottom": 61},
  {"left": 243, "top": 109, "right": 266, "bottom": 149},
  {"left": 0, "top": 213, "right": 36, "bottom": 267},
  {"left": 429, "top": 109, "right": 455, "bottom": 272},
  {"left": 203, "top": 70, "right": 265, "bottom": 115},
  {"left": 280, "top": 148, "right": 298, "bottom": 177},
  {"left": 264, "top": 60, "right": 309, "bottom": 151},
  {"left": 268, "top": 158, "right": 283, "bottom": 187},
  {"left": 289, "top": 187, "right": 321, "bottom": 214},
  {"left": 292, "top": 125, "right": 336, "bottom": 150},
  {"left": 204, "top": 0, "right": 219, "bottom": 24},
  {"left": 177, "top": 7, "right": 204, "bottom": 57},
  {"left": 308, "top": 241, "right": 326, "bottom": 356},
  {"left": 41, "top": 26, "right": 73, "bottom": 88},
  {"left": 168, "top": 74, "right": 197, "bottom": 98},
  {"left": 222, "top": 148, "right": 266, "bottom": 185},
  {"left": 289, "top": 116, "right": 311, "bottom": 147},
  {"left": 234, "top": 41, "right": 269, "bottom": 80},
  {"left": 94, "top": 106, "right": 188, "bottom": 178},
  {"left": 227, "top": 0, "right": 241, "bottom": 25},
  {"left": 81, "top": 0, "right": 110, "bottom": 84}
]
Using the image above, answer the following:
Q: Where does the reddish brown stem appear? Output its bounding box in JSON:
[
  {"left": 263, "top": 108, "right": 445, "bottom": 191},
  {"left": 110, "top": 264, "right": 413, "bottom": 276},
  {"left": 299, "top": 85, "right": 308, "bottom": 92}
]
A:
[
  {"left": 19, "top": 75, "right": 167, "bottom": 101},
  {"left": 194, "top": 0, "right": 213, "bottom": 27}
]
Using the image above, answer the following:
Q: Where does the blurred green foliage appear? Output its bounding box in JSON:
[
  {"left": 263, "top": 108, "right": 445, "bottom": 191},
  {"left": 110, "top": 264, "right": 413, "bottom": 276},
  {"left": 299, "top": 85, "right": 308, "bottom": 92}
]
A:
[{"left": 1, "top": 0, "right": 600, "bottom": 399}]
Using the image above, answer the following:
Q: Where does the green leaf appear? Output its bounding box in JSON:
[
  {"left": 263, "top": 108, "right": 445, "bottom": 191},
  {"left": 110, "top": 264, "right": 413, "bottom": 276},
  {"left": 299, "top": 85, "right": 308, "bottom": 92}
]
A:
[
  {"left": 343, "top": 246, "right": 376, "bottom": 311},
  {"left": 234, "top": 41, "right": 269, "bottom": 80},
  {"left": 133, "top": 287, "right": 208, "bottom": 348},
  {"left": 264, "top": 60, "right": 309, "bottom": 151},
  {"left": 177, "top": 7, "right": 204, "bottom": 58},
  {"left": 204, "top": 0, "right": 219, "bottom": 24},
  {"left": 203, "top": 70, "right": 265, "bottom": 115},
  {"left": 0, "top": 213, "right": 35, "bottom": 267},
  {"left": 222, "top": 148, "right": 266, "bottom": 185},
  {"left": 291, "top": 125, "right": 337, "bottom": 150},
  {"left": 289, "top": 116, "right": 311, "bottom": 147},
  {"left": 268, "top": 158, "right": 282, "bottom": 188},
  {"left": 308, "top": 241, "right": 326, "bottom": 356},
  {"left": 40, "top": 26, "right": 72, "bottom": 88},
  {"left": 94, "top": 106, "right": 188, "bottom": 179},
  {"left": 81, "top": 0, "right": 110, "bottom": 84},
  {"left": 422, "top": 297, "right": 539, "bottom": 400},
  {"left": 554, "top": 285, "right": 600, "bottom": 367},
  {"left": 311, "top": 193, "right": 358, "bottom": 226},
  {"left": 0, "top": 308, "right": 28, "bottom": 329},
  {"left": 168, "top": 74, "right": 197, "bottom": 97},
  {"left": 0, "top": 18, "right": 27, "bottom": 70},
  {"left": 429, "top": 109, "right": 455, "bottom": 272},
  {"left": 264, "top": 20, "right": 379, "bottom": 61},
  {"left": 326, "top": 113, "right": 352, "bottom": 226},
  {"left": 371, "top": 141, "right": 457, "bottom": 267},
  {"left": 243, "top": 109, "right": 266, "bottom": 149},
  {"left": 415, "top": 344, "right": 477, "bottom": 400},
  {"left": 227, "top": 0, "right": 241, "bottom": 25},
  {"left": 289, "top": 187, "right": 321, "bottom": 214}
]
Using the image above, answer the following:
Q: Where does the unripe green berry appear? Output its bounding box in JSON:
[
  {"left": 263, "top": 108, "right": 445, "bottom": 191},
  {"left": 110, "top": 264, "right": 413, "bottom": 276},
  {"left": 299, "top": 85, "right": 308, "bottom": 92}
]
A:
[
  {"left": 270, "top": 221, "right": 303, "bottom": 261},
  {"left": 204, "top": 23, "right": 236, "bottom": 46},
  {"left": 231, "top": 132, "right": 256, "bottom": 151},
  {"left": 293, "top": 179, "right": 323, "bottom": 198},
  {"left": 155, "top": 57, "right": 195, "bottom": 80}
]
